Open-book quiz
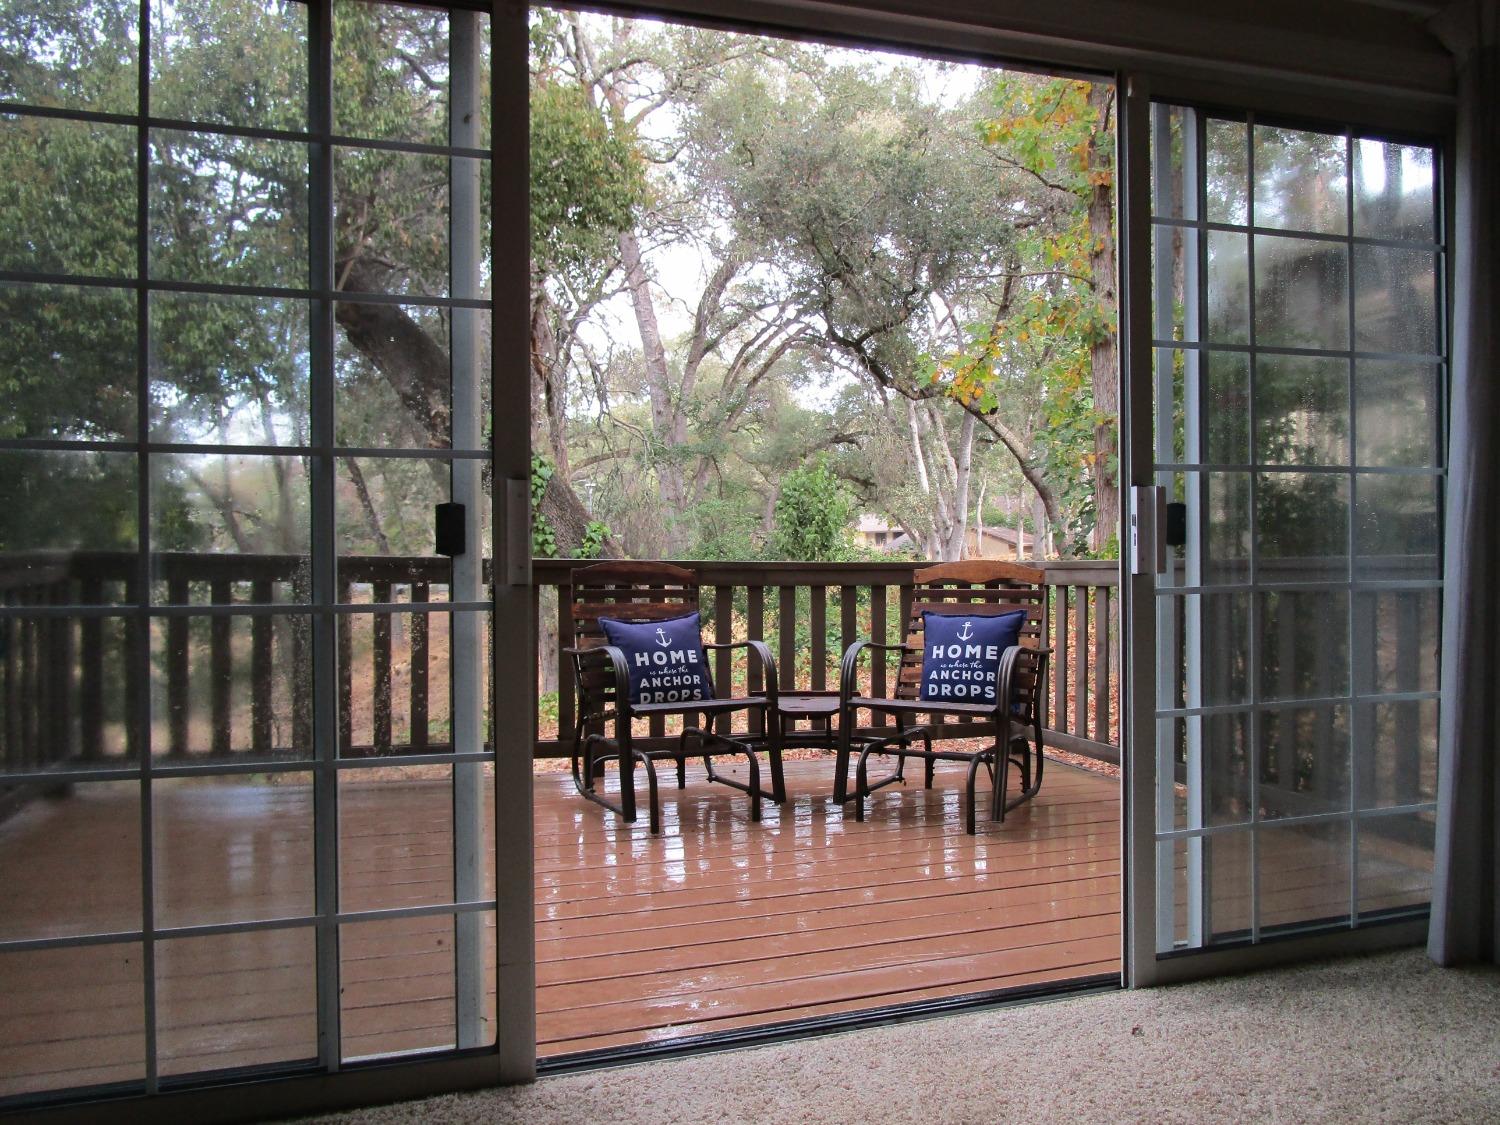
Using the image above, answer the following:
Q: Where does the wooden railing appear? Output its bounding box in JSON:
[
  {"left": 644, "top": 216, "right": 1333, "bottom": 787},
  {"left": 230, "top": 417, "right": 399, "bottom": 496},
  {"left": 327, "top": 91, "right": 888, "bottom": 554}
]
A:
[
  {"left": 532, "top": 558, "right": 1121, "bottom": 764},
  {"left": 0, "top": 551, "right": 496, "bottom": 780},
  {"left": 4, "top": 547, "right": 1439, "bottom": 813},
  {"left": 0, "top": 553, "right": 1124, "bottom": 785}
]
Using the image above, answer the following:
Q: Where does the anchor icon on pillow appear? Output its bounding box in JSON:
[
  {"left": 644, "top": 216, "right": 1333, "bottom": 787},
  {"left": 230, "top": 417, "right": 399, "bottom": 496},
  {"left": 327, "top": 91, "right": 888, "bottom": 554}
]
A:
[
  {"left": 957, "top": 621, "right": 974, "bottom": 642},
  {"left": 655, "top": 627, "right": 672, "bottom": 646}
]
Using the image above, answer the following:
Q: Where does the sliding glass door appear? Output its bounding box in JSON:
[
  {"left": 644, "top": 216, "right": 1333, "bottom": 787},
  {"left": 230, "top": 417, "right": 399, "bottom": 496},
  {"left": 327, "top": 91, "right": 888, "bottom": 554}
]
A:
[
  {"left": 0, "top": 0, "right": 531, "bottom": 1105},
  {"left": 1131, "top": 100, "right": 1445, "bottom": 962}
]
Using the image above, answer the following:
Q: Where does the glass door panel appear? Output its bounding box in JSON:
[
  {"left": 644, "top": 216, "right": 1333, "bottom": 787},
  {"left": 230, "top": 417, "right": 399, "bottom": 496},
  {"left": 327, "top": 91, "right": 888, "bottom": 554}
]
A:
[
  {"left": 0, "top": 0, "right": 513, "bottom": 1105},
  {"left": 1147, "top": 105, "right": 1444, "bottom": 955}
]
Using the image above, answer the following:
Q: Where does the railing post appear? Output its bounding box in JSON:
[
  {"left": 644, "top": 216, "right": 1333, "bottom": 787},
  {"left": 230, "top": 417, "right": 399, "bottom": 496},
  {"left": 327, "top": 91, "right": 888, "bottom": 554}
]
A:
[
  {"left": 1054, "top": 585, "right": 1070, "bottom": 737},
  {"left": 167, "top": 579, "right": 189, "bottom": 759},
  {"left": 746, "top": 585, "right": 764, "bottom": 736},
  {"left": 210, "top": 580, "right": 232, "bottom": 757},
  {"left": 410, "top": 582, "right": 429, "bottom": 750},
  {"left": 21, "top": 608, "right": 38, "bottom": 771},
  {"left": 252, "top": 580, "right": 273, "bottom": 755},
  {"left": 714, "top": 584, "right": 732, "bottom": 734},
  {"left": 291, "top": 574, "right": 312, "bottom": 755},
  {"left": 124, "top": 575, "right": 142, "bottom": 763},
  {"left": 809, "top": 585, "right": 827, "bottom": 692},
  {"left": 1095, "top": 585, "right": 1111, "bottom": 744},
  {"left": 372, "top": 580, "right": 393, "bottom": 754},
  {"left": 2, "top": 613, "right": 17, "bottom": 768},
  {"left": 870, "top": 585, "right": 887, "bottom": 727},
  {"left": 1075, "top": 583, "right": 1090, "bottom": 741},
  {"left": 554, "top": 575, "right": 574, "bottom": 755},
  {"left": 337, "top": 577, "right": 352, "bottom": 754}
]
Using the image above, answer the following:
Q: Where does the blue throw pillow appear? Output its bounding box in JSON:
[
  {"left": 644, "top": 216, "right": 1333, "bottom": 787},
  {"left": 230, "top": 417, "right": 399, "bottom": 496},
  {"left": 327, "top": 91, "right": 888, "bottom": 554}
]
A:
[
  {"left": 919, "top": 610, "right": 1026, "bottom": 707},
  {"left": 599, "top": 612, "right": 715, "bottom": 706}
]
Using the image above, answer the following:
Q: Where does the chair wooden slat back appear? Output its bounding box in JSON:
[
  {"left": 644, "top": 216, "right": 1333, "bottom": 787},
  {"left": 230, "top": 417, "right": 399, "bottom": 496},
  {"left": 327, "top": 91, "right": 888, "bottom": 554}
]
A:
[
  {"left": 893, "top": 561, "right": 1047, "bottom": 705},
  {"left": 570, "top": 562, "right": 702, "bottom": 705}
]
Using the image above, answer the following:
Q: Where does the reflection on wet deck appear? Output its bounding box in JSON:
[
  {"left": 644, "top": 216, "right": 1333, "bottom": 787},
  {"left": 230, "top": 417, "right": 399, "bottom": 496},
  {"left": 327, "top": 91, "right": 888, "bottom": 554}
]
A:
[
  {"left": 535, "top": 757, "right": 1123, "bottom": 1055},
  {"left": 1, "top": 758, "right": 1125, "bottom": 1097}
]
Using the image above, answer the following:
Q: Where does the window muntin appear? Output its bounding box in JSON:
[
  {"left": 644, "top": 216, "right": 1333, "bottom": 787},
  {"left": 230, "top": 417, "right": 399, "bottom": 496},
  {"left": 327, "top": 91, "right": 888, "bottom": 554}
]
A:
[
  {"left": 1150, "top": 104, "right": 1444, "bottom": 951},
  {"left": 0, "top": 0, "right": 497, "bottom": 1102}
]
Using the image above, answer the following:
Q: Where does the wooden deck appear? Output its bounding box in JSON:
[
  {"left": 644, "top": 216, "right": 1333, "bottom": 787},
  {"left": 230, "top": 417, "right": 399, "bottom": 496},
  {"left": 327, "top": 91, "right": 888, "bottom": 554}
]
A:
[
  {"left": 536, "top": 757, "right": 1121, "bottom": 1055},
  {"left": 0, "top": 756, "right": 1122, "bottom": 1098}
]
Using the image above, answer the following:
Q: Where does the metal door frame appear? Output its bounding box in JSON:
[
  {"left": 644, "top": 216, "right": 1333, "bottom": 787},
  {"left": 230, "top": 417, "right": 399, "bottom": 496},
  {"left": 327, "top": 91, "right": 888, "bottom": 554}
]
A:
[{"left": 1117, "top": 71, "right": 1449, "bottom": 988}]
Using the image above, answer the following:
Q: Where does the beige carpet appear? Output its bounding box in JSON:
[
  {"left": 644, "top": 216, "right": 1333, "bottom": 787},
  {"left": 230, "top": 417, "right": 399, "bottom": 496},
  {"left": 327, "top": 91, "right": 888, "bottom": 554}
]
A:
[{"left": 305, "top": 949, "right": 1500, "bottom": 1124}]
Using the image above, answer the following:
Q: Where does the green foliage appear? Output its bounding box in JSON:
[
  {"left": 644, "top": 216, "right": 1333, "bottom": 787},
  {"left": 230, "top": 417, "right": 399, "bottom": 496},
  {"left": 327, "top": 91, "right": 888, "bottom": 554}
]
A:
[
  {"left": 690, "top": 60, "right": 1011, "bottom": 391},
  {"left": 766, "top": 456, "right": 857, "bottom": 562},
  {"left": 529, "top": 25, "right": 649, "bottom": 280},
  {"left": 688, "top": 498, "right": 762, "bottom": 561},
  {"left": 537, "top": 690, "right": 560, "bottom": 727},
  {"left": 530, "top": 454, "right": 558, "bottom": 558},
  {"left": 0, "top": 0, "right": 138, "bottom": 112},
  {"left": 0, "top": 450, "right": 137, "bottom": 553},
  {"left": 578, "top": 521, "right": 610, "bottom": 560},
  {"left": 914, "top": 75, "right": 1118, "bottom": 552}
]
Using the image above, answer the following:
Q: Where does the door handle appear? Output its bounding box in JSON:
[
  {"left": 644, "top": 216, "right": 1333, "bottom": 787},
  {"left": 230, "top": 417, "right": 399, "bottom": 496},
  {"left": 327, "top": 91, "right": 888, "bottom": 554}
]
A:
[
  {"left": 503, "top": 478, "right": 531, "bottom": 587},
  {"left": 435, "top": 502, "right": 466, "bottom": 557},
  {"left": 1129, "top": 485, "right": 1168, "bottom": 576}
]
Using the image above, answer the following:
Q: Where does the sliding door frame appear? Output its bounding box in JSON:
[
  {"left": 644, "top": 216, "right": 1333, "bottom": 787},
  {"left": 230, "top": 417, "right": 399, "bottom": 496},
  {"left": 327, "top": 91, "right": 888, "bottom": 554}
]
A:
[
  {"left": 10, "top": 3, "right": 1456, "bottom": 1121},
  {"left": 1117, "top": 69, "right": 1455, "bottom": 988}
]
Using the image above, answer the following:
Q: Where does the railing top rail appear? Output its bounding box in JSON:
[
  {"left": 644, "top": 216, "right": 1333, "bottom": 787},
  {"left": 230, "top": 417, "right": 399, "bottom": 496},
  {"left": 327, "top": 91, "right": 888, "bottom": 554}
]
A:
[
  {"left": 0, "top": 551, "right": 492, "bottom": 589},
  {"left": 534, "top": 557, "right": 1124, "bottom": 588},
  {"left": 14, "top": 548, "right": 1437, "bottom": 595}
]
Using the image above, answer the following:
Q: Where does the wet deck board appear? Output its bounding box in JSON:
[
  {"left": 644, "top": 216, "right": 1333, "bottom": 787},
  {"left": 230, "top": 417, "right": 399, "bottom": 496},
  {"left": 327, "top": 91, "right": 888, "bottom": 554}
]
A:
[
  {"left": 0, "top": 758, "right": 1126, "bottom": 1094},
  {"left": 533, "top": 758, "right": 1122, "bottom": 1054},
  {"left": 1, "top": 753, "right": 1434, "bottom": 1093}
]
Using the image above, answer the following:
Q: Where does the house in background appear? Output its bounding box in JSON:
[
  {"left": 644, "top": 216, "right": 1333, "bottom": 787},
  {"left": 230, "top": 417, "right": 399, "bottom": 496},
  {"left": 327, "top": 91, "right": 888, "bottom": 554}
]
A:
[
  {"left": 852, "top": 514, "right": 903, "bottom": 551},
  {"left": 854, "top": 516, "right": 1031, "bottom": 559}
]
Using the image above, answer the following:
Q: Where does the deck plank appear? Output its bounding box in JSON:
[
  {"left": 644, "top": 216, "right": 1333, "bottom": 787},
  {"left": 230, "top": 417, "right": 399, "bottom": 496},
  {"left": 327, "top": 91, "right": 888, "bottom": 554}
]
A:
[
  {"left": 531, "top": 758, "right": 1121, "bottom": 1054},
  {"left": 0, "top": 757, "right": 1124, "bottom": 1091}
]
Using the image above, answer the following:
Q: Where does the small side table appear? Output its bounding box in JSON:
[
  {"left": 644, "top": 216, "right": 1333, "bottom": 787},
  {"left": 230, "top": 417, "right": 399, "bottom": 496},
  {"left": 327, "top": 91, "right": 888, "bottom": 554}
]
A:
[{"left": 772, "top": 691, "right": 860, "bottom": 803}]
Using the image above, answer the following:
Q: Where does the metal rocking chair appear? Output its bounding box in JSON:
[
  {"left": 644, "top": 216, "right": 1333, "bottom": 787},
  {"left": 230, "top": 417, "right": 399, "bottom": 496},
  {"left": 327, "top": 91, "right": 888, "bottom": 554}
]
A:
[
  {"left": 834, "top": 561, "right": 1051, "bottom": 834},
  {"left": 563, "top": 562, "right": 783, "bottom": 834}
]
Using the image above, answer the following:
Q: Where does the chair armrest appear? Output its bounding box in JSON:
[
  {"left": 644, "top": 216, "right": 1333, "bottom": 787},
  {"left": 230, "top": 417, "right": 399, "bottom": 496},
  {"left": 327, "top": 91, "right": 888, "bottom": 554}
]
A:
[
  {"left": 838, "top": 640, "right": 914, "bottom": 707},
  {"left": 702, "top": 639, "right": 779, "bottom": 705},
  {"left": 563, "top": 644, "right": 631, "bottom": 712},
  {"left": 999, "top": 645, "right": 1050, "bottom": 724}
]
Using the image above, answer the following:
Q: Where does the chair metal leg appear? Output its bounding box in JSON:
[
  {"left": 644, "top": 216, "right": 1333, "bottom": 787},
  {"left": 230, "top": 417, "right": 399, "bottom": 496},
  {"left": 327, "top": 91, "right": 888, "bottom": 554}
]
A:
[
  {"left": 992, "top": 740, "right": 1009, "bottom": 824},
  {"left": 637, "top": 748, "right": 661, "bottom": 835},
  {"left": 676, "top": 722, "right": 694, "bottom": 790},
  {"left": 616, "top": 729, "right": 636, "bottom": 823},
  {"left": 747, "top": 751, "right": 762, "bottom": 822},
  {"left": 832, "top": 713, "right": 852, "bottom": 804},
  {"left": 766, "top": 722, "right": 787, "bottom": 805},
  {"left": 965, "top": 753, "right": 987, "bottom": 835}
]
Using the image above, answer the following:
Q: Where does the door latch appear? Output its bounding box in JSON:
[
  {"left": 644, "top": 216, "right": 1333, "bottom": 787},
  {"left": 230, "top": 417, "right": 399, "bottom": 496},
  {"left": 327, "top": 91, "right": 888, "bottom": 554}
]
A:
[
  {"left": 435, "top": 502, "right": 466, "bottom": 557},
  {"left": 1129, "top": 485, "right": 1167, "bottom": 576}
]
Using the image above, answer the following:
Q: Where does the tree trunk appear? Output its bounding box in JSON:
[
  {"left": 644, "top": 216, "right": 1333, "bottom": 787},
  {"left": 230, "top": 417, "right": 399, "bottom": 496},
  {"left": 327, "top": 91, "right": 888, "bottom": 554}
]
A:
[
  {"left": 530, "top": 286, "right": 571, "bottom": 479},
  {"left": 944, "top": 411, "right": 977, "bottom": 561},
  {"left": 527, "top": 288, "right": 622, "bottom": 558},
  {"left": 1033, "top": 495, "right": 1051, "bottom": 560},
  {"left": 975, "top": 477, "right": 988, "bottom": 560},
  {"left": 1087, "top": 84, "right": 1121, "bottom": 554},
  {"left": 617, "top": 230, "right": 691, "bottom": 553},
  {"left": 336, "top": 256, "right": 618, "bottom": 559},
  {"left": 538, "top": 587, "right": 560, "bottom": 696}
]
